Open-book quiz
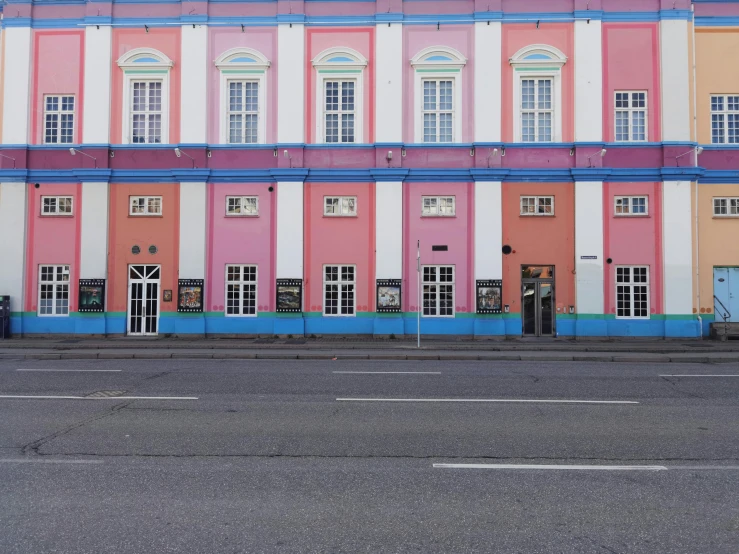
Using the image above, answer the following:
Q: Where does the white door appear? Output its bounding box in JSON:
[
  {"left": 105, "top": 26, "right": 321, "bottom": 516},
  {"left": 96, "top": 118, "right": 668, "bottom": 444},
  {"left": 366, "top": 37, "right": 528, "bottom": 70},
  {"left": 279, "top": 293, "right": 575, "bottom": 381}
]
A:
[{"left": 127, "top": 265, "right": 161, "bottom": 336}]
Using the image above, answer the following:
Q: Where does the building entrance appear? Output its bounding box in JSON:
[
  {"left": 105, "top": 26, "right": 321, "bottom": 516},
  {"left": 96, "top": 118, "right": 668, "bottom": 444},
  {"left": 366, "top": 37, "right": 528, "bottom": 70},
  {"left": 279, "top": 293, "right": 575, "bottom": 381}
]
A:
[
  {"left": 127, "top": 265, "right": 161, "bottom": 336},
  {"left": 522, "top": 266, "right": 555, "bottom": 337}
]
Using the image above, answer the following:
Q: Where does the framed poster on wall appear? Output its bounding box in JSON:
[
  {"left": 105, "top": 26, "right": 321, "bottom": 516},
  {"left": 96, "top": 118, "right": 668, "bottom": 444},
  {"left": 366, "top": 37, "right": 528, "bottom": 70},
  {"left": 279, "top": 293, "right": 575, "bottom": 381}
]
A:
[
  {"left": 178, "top": 279, "right": 204, "bottom": 313},
  {"left": 276, "top": 279, "right": 302, "bottom": 313},
  {"left": 476, "top": 280, "right": 503, "bottom": 314},
  {"left": 78, "top": 279, "right": 105, "bottom": 313},
  {"left": 376, "top": 280, "right": 402, "bottom": 313}
]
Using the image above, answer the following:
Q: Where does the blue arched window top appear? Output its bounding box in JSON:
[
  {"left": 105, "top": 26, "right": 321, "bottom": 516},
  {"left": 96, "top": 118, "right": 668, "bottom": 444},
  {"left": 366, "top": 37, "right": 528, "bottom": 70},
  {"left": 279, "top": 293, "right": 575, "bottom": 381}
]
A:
[{"left": 523, "top": 53, "right": 553, "bottom": 60}]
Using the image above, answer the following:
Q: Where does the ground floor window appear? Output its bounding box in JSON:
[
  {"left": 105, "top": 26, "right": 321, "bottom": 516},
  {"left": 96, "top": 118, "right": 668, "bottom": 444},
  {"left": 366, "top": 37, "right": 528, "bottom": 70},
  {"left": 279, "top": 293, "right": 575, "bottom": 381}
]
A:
[
  {"left": 324, "top": 265, "right": 355, "bottom": 316},
  {"left": 616, "top": 266, "right": 649, "bottom": 319},
  {"left": 423, "top": 265, "right": 454, "bottom": 317},
  {"left": 38, "top": 265, "right": 70, "bottom": 316},
  {"left": 225, "top": 265, "right": 257, "bottom": 316}
]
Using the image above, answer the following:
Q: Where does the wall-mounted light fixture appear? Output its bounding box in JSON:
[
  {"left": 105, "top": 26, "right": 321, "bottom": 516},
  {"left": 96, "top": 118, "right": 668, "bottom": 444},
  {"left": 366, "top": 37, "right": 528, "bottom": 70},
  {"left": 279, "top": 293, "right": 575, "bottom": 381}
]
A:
[
  {"left": 586, "top": 148, "right": 607, "bottom": 168},
  {"left": 69, "top": 148, "right": 98, "bottom": 168},
  {"left": 174, "top": 147, "right": 196, "bottom": 168},
  {"left": 675, "top": 146, "right": 704, "bottom": 167},
  {"left": 0, "top": 153, "right": 16, "bottom": 169},
  {"left": 486, "top": 148, "right": 498, "bottom": 168}
]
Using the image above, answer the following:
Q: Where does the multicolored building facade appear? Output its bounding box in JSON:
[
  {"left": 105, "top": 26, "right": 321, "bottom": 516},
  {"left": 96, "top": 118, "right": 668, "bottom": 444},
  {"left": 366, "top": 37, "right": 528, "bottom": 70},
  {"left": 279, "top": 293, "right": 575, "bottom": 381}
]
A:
[{"left": 0, "top": 0, "right": 738, "bottom": 338}]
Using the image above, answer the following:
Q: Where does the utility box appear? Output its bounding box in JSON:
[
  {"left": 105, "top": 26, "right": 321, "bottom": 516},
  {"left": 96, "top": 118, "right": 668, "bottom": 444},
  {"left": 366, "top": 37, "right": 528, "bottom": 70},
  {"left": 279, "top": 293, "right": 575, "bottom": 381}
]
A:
[{"left": 0, "top": 296, "right": 10, "bottom": 339}]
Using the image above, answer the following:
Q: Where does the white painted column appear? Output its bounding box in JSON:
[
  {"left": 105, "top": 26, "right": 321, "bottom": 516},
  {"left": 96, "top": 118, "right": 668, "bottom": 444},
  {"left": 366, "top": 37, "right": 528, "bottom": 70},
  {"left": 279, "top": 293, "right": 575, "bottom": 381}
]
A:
[
  {"left": 375, "top": 182, "right": 403, "bottom": 279},
  {"left": 2, "top": 27, "right": 32, "bottom": 144},
  {"left": 474, "top": 181, "right": 502, "bottom": 280},
  {"left": 662, "top": 181, "right": 693, "bottom": 315},
  {"left": 277, "top": 24, "right": 305, "bottom": 143},
  {"left": 180, "top": 24, "right": 208, "bottom": 144},
  {"left": 474, "top": 22, "right": 502, "bottom": 143},
  {"left": 0, "top": 183, "right": 27, "bottom": 315},
  {"left": 375, "top": 23, "right": 403, "bottom": 143},
  {"left": 82, "top": 26, "right": 113, "bottom": 144},
  {"left": 660, "top": 20, "right": 691, "bottom": 142},
  {"left": 574, "top": 20, "right": 603, "bottom": 142},
  {"left": 276, "top": 181, "right": 304, "bottom": 279},
  {"left": 79, "top": 182, "right": 109, "bottom": 279},
  {"left": 178, "top": 182, "right": 207, "bottom": 279},
  {"left": 574, "top": 181, "right": 604, "bottom": 315}
]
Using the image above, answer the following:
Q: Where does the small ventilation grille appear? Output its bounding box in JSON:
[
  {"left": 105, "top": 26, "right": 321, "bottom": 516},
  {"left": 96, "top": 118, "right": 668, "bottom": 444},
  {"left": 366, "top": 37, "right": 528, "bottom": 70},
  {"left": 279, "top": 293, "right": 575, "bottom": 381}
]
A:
[
  {"left": 131, "top": 245, "right": 140, "bottom": 255},
  {"left": 148, "top": 245, "right": 158, "bottom": 255}
]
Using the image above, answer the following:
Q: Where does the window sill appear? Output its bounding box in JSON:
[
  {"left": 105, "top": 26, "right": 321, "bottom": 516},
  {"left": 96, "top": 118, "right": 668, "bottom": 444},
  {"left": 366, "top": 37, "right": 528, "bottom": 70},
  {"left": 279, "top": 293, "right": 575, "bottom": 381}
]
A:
[
  {"left": 323, "top": 215, "right": 358, "bottom": 218},
  {"left": 614, "top": 214, "right": 650, "bottom": 218},
  {"left": 713, "top": 216, "right": 739, "bottom": 219},
  {"left": 420, "top": 215, "right": 456, "bottom": 218},
  {"left": 40, "top": 214, "right": 74, "bottom": 218},
  {"left": 520, "top": 214, "right": 555, "bottom": 218},
  {"left": 225, "top": 215, "right": 260, "bottom": 218},
  {"left": 128, "top": 214, "right": 164, "bottom": 218}
]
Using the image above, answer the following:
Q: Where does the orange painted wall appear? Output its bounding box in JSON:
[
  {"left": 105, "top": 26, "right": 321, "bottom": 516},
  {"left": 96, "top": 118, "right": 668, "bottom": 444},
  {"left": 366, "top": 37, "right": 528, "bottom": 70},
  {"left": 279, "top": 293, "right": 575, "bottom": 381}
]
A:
[
  {"left": 501, "top": 183, "right": 575, "bottom": 315},
  {"left": 107, "top": 184, "right": 180, "bottom": 314}
]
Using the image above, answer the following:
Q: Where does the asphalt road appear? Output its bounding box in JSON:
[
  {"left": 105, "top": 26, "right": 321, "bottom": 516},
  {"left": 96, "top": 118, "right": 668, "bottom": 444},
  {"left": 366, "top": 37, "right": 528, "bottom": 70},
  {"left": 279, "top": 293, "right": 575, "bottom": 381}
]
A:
[{"left": 0, "top": 358, "right": 737, "bottom": 553}]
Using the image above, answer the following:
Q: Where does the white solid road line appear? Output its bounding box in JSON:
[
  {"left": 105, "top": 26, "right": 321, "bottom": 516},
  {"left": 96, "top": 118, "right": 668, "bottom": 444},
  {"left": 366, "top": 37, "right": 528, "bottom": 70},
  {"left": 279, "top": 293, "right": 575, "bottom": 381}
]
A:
[
  {"left": 332, "top": 371, "right": 442, "bottom": 375},
  {"left": 433, "top": 464, "right": 668, "bottom": 471},
  {"left": 0, "top": 395, "right": 198, "bottom": 400},
  {"left": 336, "top": 398, "right": 639, "bottom": 404},
  {"left": 16, "top": 369, "right": 123, "bottom": 372},
  {"left": 0, "top": 459, "right": 103, "bottom": 465},
  {"left": 660, "top": 374, "right": 739, "bottom": 377}
]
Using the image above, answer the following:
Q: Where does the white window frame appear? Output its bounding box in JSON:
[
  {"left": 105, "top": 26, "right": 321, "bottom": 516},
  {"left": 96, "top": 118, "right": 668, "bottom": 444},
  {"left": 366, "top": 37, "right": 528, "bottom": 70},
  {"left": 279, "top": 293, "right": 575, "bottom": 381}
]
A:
[
  {"left": 41, "top": 196, "right": 73, "bottom": 216},
  {"left": 129, "top": 196, "right": 162, "bottom": 216},
  {"left": 225, "top": 264, "right": 258, "bottom": 317},
  {"left": 421, "top": 196, "right": 455, "bottom": 216},
  {"left": 614, "top": 91, "right": 648, "bottom": 142},
  {"left": 215, "top": 48, "right": 270, "bottom": 145},
  {"left": 323, "top": 264, "right": 356, "bottom": 316},
  {"left": 117, "top": 48, "right": 173, "bottom": 145},
  {"left": 510, "top": 45, "right": 567, "bottom": 143},
  {"left": 38, "top": 264, "right": 70, "bottom": 317},
  {"left": 713, "top": 197, "right": 739, "bottom": 217},
  {"left": 324, "top": 196, "right": 357, "bottom": 217},
  {"left": 312, "top": 47, "right": 367, "bottom": 145},
  {"left": 43, "top": 94, "right": 75, "bottom": 144},
  {"left": 225, "top": 196, "right": 259, "bottom": 217},
  {"left": 422, "top": 265, "right": 455, "bottom": 317},
  {"left": 519, "top": 77, "right": 554, "bottom": 143},
  {"left": 615, "top": 266, "right": 650, "bottom": 319},
  {"left": 420, "top": 78, "right": 455, "bottom": 143},
  {"left": 710, "top": 94, "right": 739, "bottom": 145},
  {"left": 520, "top": 195, "right": 554, "bottom": 216},
  {"left": 411, "top": 46, "right": 466, "bottom": 144},
  {"left": 322, "top": 79, "right": 357, "bottom": 144},
  {"left": 614, "top": 196, "right": 649, "bottom": 216}
]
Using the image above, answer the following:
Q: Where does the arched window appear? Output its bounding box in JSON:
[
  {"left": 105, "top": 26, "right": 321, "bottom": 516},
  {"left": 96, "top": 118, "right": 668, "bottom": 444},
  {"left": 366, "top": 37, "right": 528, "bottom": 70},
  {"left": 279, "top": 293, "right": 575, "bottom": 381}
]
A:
[
  {"left": 509, "top": 44, "right": 567, "bottom": 143},
  {"left": 410, "top": 46, "right": 467, "bottom": 143},
  {"left": 215, "top": 48, "right": 271, "bottom": 144},
  {"left": 117, "top": 48, "right": 174, "bottom": 144},
  {"left": 312, "top": 47, "right": 368, "bottom": 144}
]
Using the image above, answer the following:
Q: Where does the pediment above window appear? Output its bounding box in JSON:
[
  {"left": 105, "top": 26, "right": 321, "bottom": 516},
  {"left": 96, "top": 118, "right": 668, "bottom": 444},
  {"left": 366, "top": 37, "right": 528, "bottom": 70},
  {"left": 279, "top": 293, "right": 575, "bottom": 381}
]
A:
[
  {"left": 410, "top": 46, "right": 467, "bottom": 70},
  {"left": 509, "top": 44, "right": 567, "bottom": 69},
  {"left": 215, "top": 47, "right": 271, "bottom": 72},
  {"left": 312, "top": 47, "right": 368, "bottom": 71},
  {"left": 117, "top": 48, "right": 174, "bottom": 70}
]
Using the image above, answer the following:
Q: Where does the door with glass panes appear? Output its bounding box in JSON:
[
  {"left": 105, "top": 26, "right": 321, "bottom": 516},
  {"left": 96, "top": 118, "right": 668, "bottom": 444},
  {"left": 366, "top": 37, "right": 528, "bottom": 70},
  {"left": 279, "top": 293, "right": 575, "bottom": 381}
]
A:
[
  {"left": 521, "top": 265, "right": 555, "bottom": 337},
  {"left": 127, "top": 265, "right": 161, "bottom": 336}
]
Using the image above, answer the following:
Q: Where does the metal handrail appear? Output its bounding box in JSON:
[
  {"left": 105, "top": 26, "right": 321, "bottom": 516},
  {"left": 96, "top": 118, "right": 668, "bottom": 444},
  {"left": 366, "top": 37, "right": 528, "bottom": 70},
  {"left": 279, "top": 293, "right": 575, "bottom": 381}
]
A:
[{"left": 714, "top": 295, "right": 731, "bottom": 323}]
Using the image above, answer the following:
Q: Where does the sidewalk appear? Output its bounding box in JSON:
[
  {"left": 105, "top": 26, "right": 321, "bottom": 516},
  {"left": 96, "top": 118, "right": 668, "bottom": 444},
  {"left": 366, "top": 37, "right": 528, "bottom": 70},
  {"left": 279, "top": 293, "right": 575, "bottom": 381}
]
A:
[{"left": 2, "top": 337, "right": 739, "bottom": 363}]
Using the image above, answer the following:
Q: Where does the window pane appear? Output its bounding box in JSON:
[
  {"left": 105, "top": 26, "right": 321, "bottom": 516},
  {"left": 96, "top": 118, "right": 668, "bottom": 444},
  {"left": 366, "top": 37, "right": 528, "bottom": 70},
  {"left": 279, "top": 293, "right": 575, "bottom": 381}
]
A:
[
  {"left": 245, "top": 114, "right": 258, "bottom": 144},
  {"left": 439, "top": 81, "right": 453, "bottom": 111},
  {"left": 325, "top": 114, "right": 338, "bottom": 143},
  {"left": 229, "top": 114, "right": 243, "bottom": 144},
  {"left": 615, "top": 111, "right": 629, "bottom": 142},
  {"left": 341, "top": 81, "right": 355, "bottom": 112},
  {"left": 325, "top": 82, "right": 339, "bottom": 111},
  {"left": 521, "top": 113, "right": 535, "bottom": 142},
  {"left": 423, "top": 81, "right": 436, "bottom": 111},
  {"left": 439, "top": 113, "right": 453, "bottom": 142},
  {"left": 229, "top": 82, "right": 243, "bottom": 112},
  {"left": 60, "top": 114, "right": 74, "bottom": 143},
  {"left": 521, "top": 80, "right": 535, "bottom": 110},
  {"left": 632, "top": 111, "right": 646, "bottom": 141},
  {"left": 712, "top": 114, "right": 725, "bottom": 144},
  {"left": 538, "top": 113, "right": 552, "bottom": 141},
  {"left": 245, "top": 82, "right": 258, "bottom": 112},
  {"left": 537, "top": 79, "right": 552, "bottom": 110},
  {"left": 342, "top": 114, "right": 354, "bottom": 143},
  {"left": 424, "top": 113, "right": 437, "bottom": 143}
]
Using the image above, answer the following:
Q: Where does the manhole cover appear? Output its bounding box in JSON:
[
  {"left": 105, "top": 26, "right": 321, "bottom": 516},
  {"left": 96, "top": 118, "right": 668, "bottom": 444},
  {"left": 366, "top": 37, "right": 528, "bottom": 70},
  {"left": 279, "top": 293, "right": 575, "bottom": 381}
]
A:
[{"left": 85, "top": 390, "right": 127, "bottom": 398}]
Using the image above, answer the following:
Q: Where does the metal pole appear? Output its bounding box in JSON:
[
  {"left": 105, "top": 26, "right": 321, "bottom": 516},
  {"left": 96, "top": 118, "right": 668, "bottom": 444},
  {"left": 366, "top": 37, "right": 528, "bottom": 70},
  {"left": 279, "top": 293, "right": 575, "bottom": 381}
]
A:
[{"left": 417, "top": 240, "right": 421, "bottom": 348}]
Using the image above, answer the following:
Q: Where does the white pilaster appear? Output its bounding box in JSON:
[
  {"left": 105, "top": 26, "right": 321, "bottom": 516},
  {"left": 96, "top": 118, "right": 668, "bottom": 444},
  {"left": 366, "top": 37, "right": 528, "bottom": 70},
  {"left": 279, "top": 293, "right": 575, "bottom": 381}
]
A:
[
  {"left": 80, "top": 182, "right": 109, "bottom": 279},
  {"left": 276, "top": 181, "right": 304, "bottom": 278},
  {"left": 0, "top": 183, "right": 27, "bottom": 314},
  {"left": 574, "top": 20, "right": 603, "bottom": 142},
  {"left": 474, "top": 22, "right": 502, "bottom": 143},
  {"left": 180, "top": 24, "right": 208, "bottom": 144},
  {"left": 375, "top": 23, "right": 403, "bottom": 143},
  {"left": 82, "top": 26, "right": 113, "bottom": 144},
  {"left": 277, "top": 24, "right": 305, "bottom": 143},
  {"left": 660, "top": 20, "right": 691, "bottom": 142},
  {"left": 2, "top": 27, "right": 32, "bottom": 144},
  {"left": 575, "top": 181, "right": 604, "bottom": 314},
  {"left": 178, "top": 182, "right": 207, "bottom": 279},
  {"left": 662, "top": 181, "right": 693, "bottom": 314},
  {"left": 474, "top": 181, "right": 502, "bottom": 280},
  {"left": 375, "top": 181, "right": 403, "bottom": 279}
]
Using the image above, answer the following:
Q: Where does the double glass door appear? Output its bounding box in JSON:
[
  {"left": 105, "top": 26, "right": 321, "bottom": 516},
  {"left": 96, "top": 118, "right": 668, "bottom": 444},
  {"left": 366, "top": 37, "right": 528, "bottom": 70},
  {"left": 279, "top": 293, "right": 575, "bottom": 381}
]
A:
[
  {"left": 522, "top": 266, "right": 555, "bottom": 337},
  {"left": 127, "top": 265, "right": 160, "bottom": 336}
]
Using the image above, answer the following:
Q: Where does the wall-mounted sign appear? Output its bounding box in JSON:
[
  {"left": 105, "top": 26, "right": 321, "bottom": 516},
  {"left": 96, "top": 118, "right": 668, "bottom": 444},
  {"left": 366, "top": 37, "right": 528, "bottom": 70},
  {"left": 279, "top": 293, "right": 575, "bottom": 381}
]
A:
[
  {"left": 78, "top": 279, "right": 105, "bottom": 313},
  {"left": 376, "top": 280, "right": 401, "bottom": 313},
  {"left": 431, "top": 245, "right": 448, "bottom": 251},
  {"left": 580, "top": 256, "right": 598, "bottom": 260},
  {"left": 476, "top": 280, "right": 503, "bottom": 314},
  {"left": 177, "top": 279, "right": 204, "bottom": 313},
  {"left": 163, "top": 290, "right": 173, "bottom": 302},
  {"left": 276, "top": 279, "right": 302, "bottom": 313}
]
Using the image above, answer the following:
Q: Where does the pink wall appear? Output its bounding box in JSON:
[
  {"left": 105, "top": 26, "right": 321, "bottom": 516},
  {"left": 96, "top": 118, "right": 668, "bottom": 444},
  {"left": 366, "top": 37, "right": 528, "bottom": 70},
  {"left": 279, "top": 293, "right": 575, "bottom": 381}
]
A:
[
  {"left": 24, "top": 184, "right": 81, "bottom": 312},
  {"left": 305, "top": 28, "right": 375, "bottom": 144},
  {"left": 31, "top": 31, "right": 84, "bottom": 145},
  {"left": 403, "top": 26, "right": 475, "bottom": 143},
  {"left": 206, "top": 183, "right": 275, "bottom": 313},
  {"left": 501, "top": 24, "right": 575, "bottom": 143},
  {"left": 603, "top": 24, "right": 661, "bottom": 142},
  {"left": 304, "top": 183, "right": 376, "bottom": 313},
  {"left": 603, "top": 182, "right": 663, "bottom": 316},
  {"left": 402, "top": 183, "right": 474, "bottom": 313},
  {"left": 207, "top": 28, "right": 278, "bottom": 144}
]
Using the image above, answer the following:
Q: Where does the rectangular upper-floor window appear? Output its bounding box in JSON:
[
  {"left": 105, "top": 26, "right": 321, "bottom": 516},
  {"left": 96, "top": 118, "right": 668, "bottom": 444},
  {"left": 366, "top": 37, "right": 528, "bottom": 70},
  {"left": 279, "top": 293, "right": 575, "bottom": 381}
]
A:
[
  {"left": 616, "top": 266, "right": 649, "bottom": 319},
  {"left": 324, "top": 196, "right": 357, "bottom": 217},
  {"left": 131, "top": 80, "right": 163, "bottom": 144},
  {"left": 41, "top": 196, "right": 73, "bottom": 216},
  {"left": 520, "top": 196, "right": 554, "bottom": 216},
  {"left": 228, "top": 81, "right": 259, "bottom": 144},
  {"left": 422, "top": 79, "right": 454, "bottom": 143},
  {"left": 615, "top": 91, "right": 647, "bottom": 142},
  {"left": 324, "top": 80, "right": 355, "bottom": 143},
  {"left": 615, "top": 196, "right": 648, "bottom": 216},
  {"left": 711, "top": 95, "right": 739, "bottom": 144},
  {"left": 422, "top": 196, "right": 455, "bottom": 216},
  {"left": 521, "top": 78, "right": 553, "bottom": 142},
  {"left": 129, "top": 196, "right": 162, "bottom": 216},
  {"left": 225, "top": 265, "right": 257, "bottom": 317},
  {"left": 423, "top": 265, "right": 454, "bottom": 317},
  {"left": 44, "top": 95, "right": 75, "bottom": 144},
  {"left": 226, "top": 196, "right": 259, "bottom": 217},
  {"left": 713, "top": 197, "right": 739, "bottom": 217},
  {"left": 324, "top": 265, "right": 355, "bottom": 316},
  {"left": 38, "top": 265, "right": 70, "bottom": 316}
]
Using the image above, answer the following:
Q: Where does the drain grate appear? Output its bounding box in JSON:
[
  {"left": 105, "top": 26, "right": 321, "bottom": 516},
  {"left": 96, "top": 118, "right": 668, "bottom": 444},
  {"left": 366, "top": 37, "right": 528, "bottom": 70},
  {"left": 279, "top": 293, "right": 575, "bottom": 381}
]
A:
[{"left": 85, "top": 390, "right": 128, "bottom": 398}]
